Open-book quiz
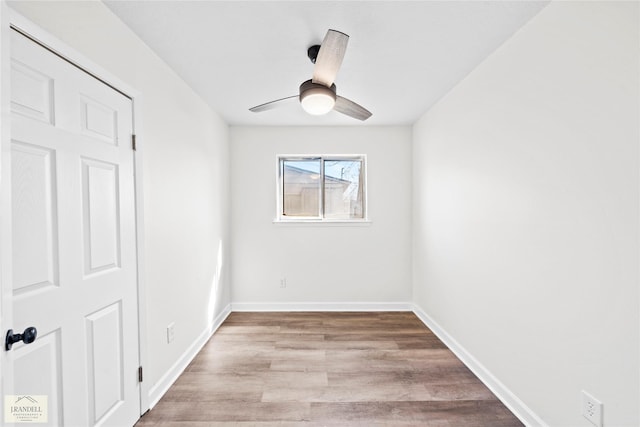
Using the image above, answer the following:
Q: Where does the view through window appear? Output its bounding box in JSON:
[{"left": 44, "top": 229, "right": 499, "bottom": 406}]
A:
[{"left": 279, "top": 156, "right": 366, "bottom": 220}]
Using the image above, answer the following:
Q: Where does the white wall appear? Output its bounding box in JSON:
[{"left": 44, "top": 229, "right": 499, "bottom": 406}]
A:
[
  {"left": 412, "top": 1, "right": 638, "bottom": 426},
  {"left": 7, "top": 0, "right": 231, "bottom": 406},
  {"left": 230, "top": 126, "right": 412, "bottom": 307}
]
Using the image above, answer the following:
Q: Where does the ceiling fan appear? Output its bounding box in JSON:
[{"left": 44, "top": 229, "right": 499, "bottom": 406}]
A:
[{"left": 249, "top": 29, "right": 372, "bottom": 121}]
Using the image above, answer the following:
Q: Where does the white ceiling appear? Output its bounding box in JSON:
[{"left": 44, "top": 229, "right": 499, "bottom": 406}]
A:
[{"left": 103, "top": 1, "right": 549, "bottom": 126}]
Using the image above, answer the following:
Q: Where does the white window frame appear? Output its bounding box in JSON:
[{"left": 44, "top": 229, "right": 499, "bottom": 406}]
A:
[{"left": 275, "top": 154, "right": 369, "bottom": 223}]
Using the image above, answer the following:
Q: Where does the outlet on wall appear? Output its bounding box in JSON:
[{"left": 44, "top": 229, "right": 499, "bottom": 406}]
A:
[
  {"left": 280, "top": 277, "right": 287, "bottom": 288},
  {"left": 582, "top": 390, "right": 603, "bottom": 427},
  {"left": 167, "top": 322, "right": 175, "bottom": 344}
]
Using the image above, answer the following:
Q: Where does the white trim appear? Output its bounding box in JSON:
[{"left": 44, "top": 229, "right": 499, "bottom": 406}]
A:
[
  {"left": 412, "top": 304, "right": 548, "bottom": 427},
  {"left": 231, "top": 302, "right": 413, "bottom": 312},
  {"left": 147, "top": 303, "right": 232, "bottom": 409},
  {"left": 8, "top": 10, "right": 138, "bottom": 99},
  {"left": 131, "top": 101, "right": 150, "bottom": 412},
  {"left": 0, "top": 2, "right": 15, "bottom": 417},
  {"left": 273, "top": 219, "right": 372, "bottom": 227}
]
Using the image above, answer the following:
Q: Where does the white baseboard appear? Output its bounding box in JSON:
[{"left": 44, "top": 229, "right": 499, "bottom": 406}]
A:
[
  {"left": 146, "top": 303, "right": 231, "bottom": 409},
  {"left": 231, "top": 301, "right": 413, "bottom": 312},
  {"left": 412, "top": 304, "right": 547, "bottom": 427}
]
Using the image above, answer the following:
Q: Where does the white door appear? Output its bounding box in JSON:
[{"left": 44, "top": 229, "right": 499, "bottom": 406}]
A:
[{"left": 4, "top": 29, "right": 140, "bottom": 426}]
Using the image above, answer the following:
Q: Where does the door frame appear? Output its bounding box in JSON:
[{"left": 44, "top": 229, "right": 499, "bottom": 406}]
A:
[{"left": 0, "top": 7, "right": 151, "bottom": 417}]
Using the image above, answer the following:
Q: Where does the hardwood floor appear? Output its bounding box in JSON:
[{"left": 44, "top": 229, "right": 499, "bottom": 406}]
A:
[{"left": 135, "top": 312, "right": 523, "bottom": 426}]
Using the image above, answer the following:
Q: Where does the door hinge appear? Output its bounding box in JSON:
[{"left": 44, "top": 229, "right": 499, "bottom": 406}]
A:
[
  {"left": 138, "top": 366, "right": 143, "bottom": 382},
  {"left": 132, "top": 134, "right": 137, "bottom": 151}
]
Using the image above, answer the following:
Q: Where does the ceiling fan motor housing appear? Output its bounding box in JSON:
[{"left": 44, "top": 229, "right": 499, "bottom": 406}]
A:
[{"left": 299, "top": 80, "right": 337, "bottom": 115}]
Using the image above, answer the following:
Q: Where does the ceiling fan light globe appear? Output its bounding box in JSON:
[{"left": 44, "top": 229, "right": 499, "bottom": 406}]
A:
[{"left": 300, "top": 88, "right": 336, "bottom": 115}]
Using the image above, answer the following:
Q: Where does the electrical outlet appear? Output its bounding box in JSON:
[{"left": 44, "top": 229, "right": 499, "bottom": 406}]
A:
[
  {"left": 167, "top": 323, "right": 175, "bottom": 344},
  {"left": 280, "top": 277, "right": 287, "bottom": 288},
  {"left": 582, "top": 391, "right": 603, "bottom": 427}
]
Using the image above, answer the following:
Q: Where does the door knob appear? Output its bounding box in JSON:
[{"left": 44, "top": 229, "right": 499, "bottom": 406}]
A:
[{"left": 5, "top": 327, "right": 37, "bottom": 351}]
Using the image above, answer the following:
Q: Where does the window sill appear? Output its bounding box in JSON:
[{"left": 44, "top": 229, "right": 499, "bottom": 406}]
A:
[{"left": 273, "top": 219, "right": 372, "bottom": 227}]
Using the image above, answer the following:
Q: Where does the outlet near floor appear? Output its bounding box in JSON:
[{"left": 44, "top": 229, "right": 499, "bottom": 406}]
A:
[{"left": 582, "top": 390, "right": 603, "bottom": 427}]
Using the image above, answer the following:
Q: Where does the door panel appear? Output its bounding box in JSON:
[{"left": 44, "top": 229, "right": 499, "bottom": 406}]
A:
[
  {"left": 80, "top": 95, "right": 119, "bottom": 145},
  {"left": 10, "top": 59, "right": 54, "bottom": 124},
  {"left": 85, "top": 302, "right": 124, "bottom": 424},
  {"left": 13, "top": 330, "right": 62, "bottom": 425},
  {"left": 6, "top": 29, "right": 140, "bottom": 427},
  {"left": 82, "top": 159, "right": 121, "bottom": 275},
  {"left": 11, "top": 141, "right": 59, "bottom": 294}
]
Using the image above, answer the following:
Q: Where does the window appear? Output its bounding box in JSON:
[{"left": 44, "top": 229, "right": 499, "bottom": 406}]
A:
[{"left": 277, "top": 155, "right": 367, "bottom": 221}]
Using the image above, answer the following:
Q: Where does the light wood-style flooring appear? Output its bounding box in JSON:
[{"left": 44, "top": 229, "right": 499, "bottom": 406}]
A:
[{"left": 135, "top": 312, "right": 523, "bottom": 426}]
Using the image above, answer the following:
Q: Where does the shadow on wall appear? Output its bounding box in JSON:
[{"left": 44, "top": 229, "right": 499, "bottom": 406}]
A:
[{"left": 207, "top": 239, "right": 225, "bottom": 332}]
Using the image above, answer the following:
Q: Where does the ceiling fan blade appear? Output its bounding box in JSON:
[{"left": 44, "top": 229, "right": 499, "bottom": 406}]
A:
[
  {"left": 312, "top": 30, "right": 349, "bottom": 87},
  {"left": 334, "top": 96, "right": 372, "bottom": 121},
  {"left": 249, "top": 95, "right": 298, "bottom": 113}
]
